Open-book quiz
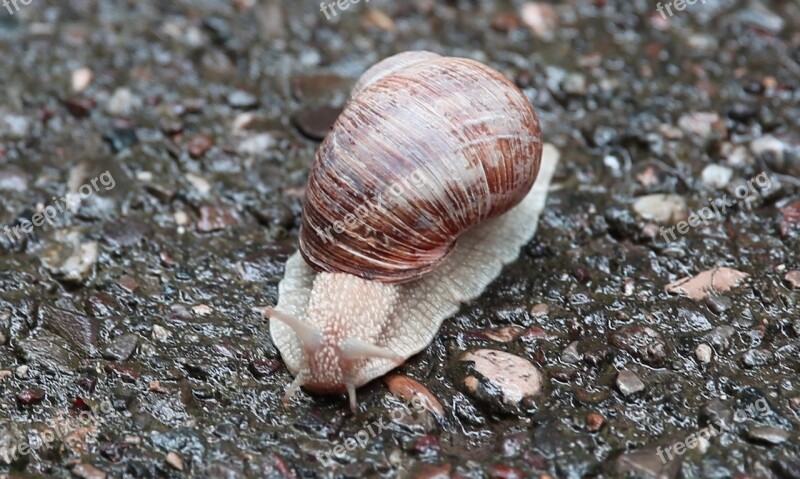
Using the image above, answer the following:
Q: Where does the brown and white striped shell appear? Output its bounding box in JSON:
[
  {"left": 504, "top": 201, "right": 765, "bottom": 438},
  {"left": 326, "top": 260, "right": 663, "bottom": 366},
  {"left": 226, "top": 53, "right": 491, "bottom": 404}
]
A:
[{"left": 298, "top": 51, "right": 543, "bottom": 283}]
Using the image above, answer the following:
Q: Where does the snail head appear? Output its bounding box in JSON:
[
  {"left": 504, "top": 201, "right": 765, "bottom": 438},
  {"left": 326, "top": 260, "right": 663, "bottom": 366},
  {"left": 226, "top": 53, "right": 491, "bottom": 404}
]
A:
[{"left": 265, "top": 273, "right": 403, "bottom": 411}]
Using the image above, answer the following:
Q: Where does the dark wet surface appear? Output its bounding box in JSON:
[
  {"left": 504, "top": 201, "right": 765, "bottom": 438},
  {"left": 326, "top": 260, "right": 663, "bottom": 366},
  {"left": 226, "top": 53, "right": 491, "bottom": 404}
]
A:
[{"left": 1, "top": 1, "right": 799, "bottom": 478}]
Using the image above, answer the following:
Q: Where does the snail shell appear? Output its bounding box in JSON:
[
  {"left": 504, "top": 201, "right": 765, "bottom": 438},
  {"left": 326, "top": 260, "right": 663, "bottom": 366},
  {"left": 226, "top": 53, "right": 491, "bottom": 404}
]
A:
[
  {"left": 299, "top": 51, "right": 543, "bottom": 282},
  {"left": 269, "top": 51, "right": 558, "bottom": 410}
]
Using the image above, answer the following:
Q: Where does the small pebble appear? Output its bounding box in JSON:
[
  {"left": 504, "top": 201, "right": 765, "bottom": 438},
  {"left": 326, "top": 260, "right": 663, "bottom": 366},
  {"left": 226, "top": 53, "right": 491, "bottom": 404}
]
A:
[
  {"left": 107, "top": 88, "right": 140, "bottom": 116},
  {"left": 732, "top": 2, "right": 784, "bottom": 34},
  {"left": 678, "top": 111, "right": 726, "bottom": 138},
  {"left": 152, "top": 324, "right": 171, "bottom": 342},
  {"left": 72, "top": 67, "right": 93, "bottom": 92},
  {"left": 197, "top": 205, "right": 238, "bottom": 232},
  {"left": 63, "top": 97, "right": 96, "bottom": 117},
  {"left": 562, "top": 73, "right": 587, "bottom": 96},
  {"left": 750, "top": 134, "right": 784, "bottom": 160},
  {"left": 632, "top": 194, "right": 688, "bottom": 224},
  {"left": 102, "top": 334, "right": 139, "bottom": 361},
  {"left": 780, "top": 201, "right": 800, "bottom": 237},
  {"left": 117, "top": 275, "right": 140, "bottom": 293},
  {"left": 666, "top": 267, "right": 750, "bottom": 301},
  {"left": 237, "top": 133, "right": 277, "bottom": 156},
  {"left": 705, "top": 294, "right": 732, "bottom": 314},
  {"left": 385, "top": 374, "right": 444, "bottom": 416},
  {"left": 17, "top": 388, "right": 46, "bottom": 404},
  {"left": 616, "top": 369, "right": 645, "bottom": 396},
  {"left": 484, "top": 326, "right": 523, "bottom": 342},
  {"left": 610, "top": 325, "right": 669, "bottom": 366},
  {"left": 186, "top": 173, "right": 212, "bottom": 195},
  {"left": 785, "top": 271, "right": 800, "bottom": 289},
  {"left": 742, "top": 349, "right": 773, "bottom": 368},
  {"left": 361, "top": 9, "right": 396, "bottom": 32},
  {"left": 491, "top": 13, "right": 520, "bottom": 32},
  {"left": 231, "top": 112, "right": 258, "bottom": 133},
  {"left": 701, "top": 164, "right": 733, "bottom": 189},
  {"left": 695, "top": 344, "right": 713, "bottom": 363},
  {"left": 726, "top": 145, "right": 752, "bottom": 167},
  {"left": 519, "top": 2, "right": 558, "bottom": 39},
  {"left": 487, "top": 464, "right": 526, "bottom": 479},
  {"left": 2, "top": 114, "right": 30, "bottom": 138},
  {"left": 228, "top": 90, "right": 258, "bottom": 109},
  {"left": 192, "top": 304, "right": 213, "bottom": 316},
  {"left": 461, "top": 349, "right": 542, "bottom": 407},
  {"left": 174, "top": 211, "right": 190, "bottom": 226},
  {"left": 248, "top": 359, "right": 281, "bottom": 379},
  {"left": 166, "top": 451, "right": 185, "bottom": 471},
  {"left": 72, "top": 463, "right": 107, "bottom": 479},
  {"left": 561, "top": 341, "right": 583, "bottom": 364},
  {"left": 747, "top": 427, "right": 790, "bottom": 445},
  {"left": 187, "top": 134, "right": 214, "bottom": 159},
  {"left": 530, "top": 303, "right": 549, "bottom": 317},
  {"left": 41, "top": 232, "right": 99, "bottom": 284},
  {"left": 703, "top": 325, "right": 736, "bottom": 351},
  {"left": 0, "top": 168, "right": 29, "bottom": 191},
  {"left": 586, "top": 413, "right": 605, "bottom": 432}
]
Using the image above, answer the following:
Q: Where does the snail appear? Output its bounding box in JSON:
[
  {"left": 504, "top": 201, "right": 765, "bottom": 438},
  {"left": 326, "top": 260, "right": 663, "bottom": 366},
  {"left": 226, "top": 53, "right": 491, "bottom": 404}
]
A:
[{"left": 267, "top": 51, "right": 559, "bottom": 411}]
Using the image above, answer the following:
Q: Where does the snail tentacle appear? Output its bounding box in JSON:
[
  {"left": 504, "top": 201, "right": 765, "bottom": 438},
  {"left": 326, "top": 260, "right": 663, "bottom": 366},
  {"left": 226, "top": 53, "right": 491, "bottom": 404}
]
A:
[
  {"left": 266, "top": 308, "right": 322, "bottom": 352},
  {"left": 341, "top": 339, "right": 403, "bottom": 363},
  {"left": 283, "top": 372, "right": 306, "bottom": 404},
  {"left": 346, "top": 383, "right": 357, "bottom": 412}
]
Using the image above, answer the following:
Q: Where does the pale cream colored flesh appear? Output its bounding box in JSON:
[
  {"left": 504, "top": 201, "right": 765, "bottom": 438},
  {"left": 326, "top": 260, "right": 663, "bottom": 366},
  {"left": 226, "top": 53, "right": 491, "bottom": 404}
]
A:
[{"left": 271, "top": 144, "right": 559, "bottom": 385}]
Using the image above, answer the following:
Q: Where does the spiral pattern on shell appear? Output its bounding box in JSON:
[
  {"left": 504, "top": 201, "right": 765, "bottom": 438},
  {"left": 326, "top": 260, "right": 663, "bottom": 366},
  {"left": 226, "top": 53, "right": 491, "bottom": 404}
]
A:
[{"left": 299, "top": 51, "right": 543, "bottom": 283}]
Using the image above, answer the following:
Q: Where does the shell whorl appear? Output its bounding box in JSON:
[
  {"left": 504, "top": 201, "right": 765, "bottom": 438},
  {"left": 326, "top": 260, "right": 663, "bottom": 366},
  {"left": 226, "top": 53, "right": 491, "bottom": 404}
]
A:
[{"left": 299, "top": 51, "right": 543, "bottom": 283}]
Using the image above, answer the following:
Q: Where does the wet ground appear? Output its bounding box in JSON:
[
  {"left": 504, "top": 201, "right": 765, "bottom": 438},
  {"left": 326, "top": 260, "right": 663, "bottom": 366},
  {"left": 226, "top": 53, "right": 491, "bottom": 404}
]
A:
[{"left": 1, "top": 0, "right": 799, "bottom": 478}]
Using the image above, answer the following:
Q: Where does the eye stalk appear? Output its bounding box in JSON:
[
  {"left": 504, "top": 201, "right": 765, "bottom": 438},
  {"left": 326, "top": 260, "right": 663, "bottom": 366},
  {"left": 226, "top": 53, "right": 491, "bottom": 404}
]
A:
[
  {"left": 265, "top": 307, "right": 322, "bottom": 353},
  {"left": 340, "top": 338, "right": 403, "bottom": 363}
]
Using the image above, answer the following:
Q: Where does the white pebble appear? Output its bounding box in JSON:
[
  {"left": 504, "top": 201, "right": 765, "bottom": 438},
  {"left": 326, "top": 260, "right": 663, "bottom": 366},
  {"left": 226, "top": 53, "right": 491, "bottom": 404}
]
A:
[
  {"left": 726, "top": 145, "right": 752, "bottom": 167},
  {"left": 701, "top": 164, "right": 733, "bottom": 189},
  {"left": 15, "top": 365, "right": 29, "bottom": 378},
  {"left": 237, "top": 133, "right": 277, "bottom": 156},
  {"left": 3, "top": 115, "right": 31, "bottom": 138},
  {"left": 632, "top": 194, "right": 688, "bottom": 224},
  {"left": 751, "top": 135, "right": 784, "bottom": 161},
  {"left": 152, "top": 324, "right": 172, "bottom": 342},
  {"left": 696, "top": 436, "right": 710, "bottom": 453},
  {"left": 173, "top": 211, "right": 190, "bottom": 226},
  {"left": 185, "top": 173, "right": 211, "bottom": 195},
  {"left": 107, "top": 87, "right": 141, "bottom": 116},
  {"left": 695, "top": 344, "right": 713, "bottom": 363},
  {"left": 136, "top": 171, "right": 154, "bottom": 182},
  {"left": 71, "top": 67, "right": 93, "bottom": 92},
  {"left": 519, "top": 2, "right": 558, "bottom": 39}
]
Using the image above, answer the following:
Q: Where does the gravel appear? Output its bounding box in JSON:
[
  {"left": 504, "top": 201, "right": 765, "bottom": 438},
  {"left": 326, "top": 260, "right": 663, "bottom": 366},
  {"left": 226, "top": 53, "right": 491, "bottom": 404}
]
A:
[{"left": 0, "top": 0, "right": 798, "bottom": 477}]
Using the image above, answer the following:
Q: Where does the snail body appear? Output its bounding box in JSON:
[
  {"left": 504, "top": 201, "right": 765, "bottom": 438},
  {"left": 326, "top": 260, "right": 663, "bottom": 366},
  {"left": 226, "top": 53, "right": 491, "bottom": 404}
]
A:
[{"left": 269, "top": 51, "right": 558, "bottom": 410}]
